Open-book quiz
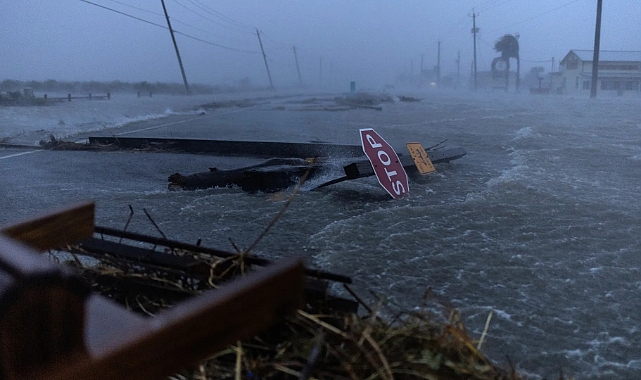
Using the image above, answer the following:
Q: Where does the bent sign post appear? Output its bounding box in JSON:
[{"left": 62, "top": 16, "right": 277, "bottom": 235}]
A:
[{"left": 359, "top": 128, "right": 409, "bottom": 199}]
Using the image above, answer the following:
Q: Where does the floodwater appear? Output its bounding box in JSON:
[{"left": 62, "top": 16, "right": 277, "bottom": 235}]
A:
[{"left": 3, "top": 89, "right": 641, "bottom": 379}]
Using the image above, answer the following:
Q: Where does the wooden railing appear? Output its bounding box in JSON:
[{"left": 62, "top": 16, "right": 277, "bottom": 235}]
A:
[
  {"left": 0, "top": 202, "right": 304, "bottom": 380},
  {"left": 42, "top": 93, "right": 111, "bottom": 102}
]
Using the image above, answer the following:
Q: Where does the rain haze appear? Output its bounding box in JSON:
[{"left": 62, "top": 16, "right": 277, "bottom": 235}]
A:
[
  {"left": 1, "top": 0, "right": 640, "bottom": 87},
  {"left": 4, "top": 1, "right": 641, "bottom": 380}
]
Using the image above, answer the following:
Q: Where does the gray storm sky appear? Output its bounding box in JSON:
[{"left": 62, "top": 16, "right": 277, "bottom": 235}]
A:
[{"left": 1, "top": 0, "right": 639, "bottom": 88}]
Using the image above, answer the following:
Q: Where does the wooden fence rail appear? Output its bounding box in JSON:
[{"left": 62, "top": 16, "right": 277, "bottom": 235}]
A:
[
  {"left": 0, "top": 202, "right": 305, "bottom": 380},
  {"left": 42, "top": 93, "right": 111, "bottom": 102}
]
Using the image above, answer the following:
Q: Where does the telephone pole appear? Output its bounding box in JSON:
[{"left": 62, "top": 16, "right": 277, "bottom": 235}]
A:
[
  {"left": 471, "top": 10, "right": 479, "bottom": 91},
  {"left": 437, "top": 40, "right": 441, "bottom": 86},
  {"left": 590, "top": 0, "right": 603, "bottom": 98},
  {"left": 319, "top": 57, "right": 323, "bottom": 88},
  {"left": 160, "top": 0, "right": 189, "bottom": 93},
  {"left": 293, "top": 46, "right": 302, "bottom": 86},
  {"left": 256, "top": 29, "right": 274, "bottom": 89},
  {"left": 457, "top": 51, "right": 461, "bottom": 89}
]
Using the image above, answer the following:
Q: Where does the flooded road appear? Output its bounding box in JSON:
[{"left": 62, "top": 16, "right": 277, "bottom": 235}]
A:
[{"left": 2, "top": 90, "right": 641, "bottom": 379}]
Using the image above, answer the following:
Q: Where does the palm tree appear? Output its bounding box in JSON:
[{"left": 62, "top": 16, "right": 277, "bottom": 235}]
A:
[{"left": 494, "top": 34, "right": 520, "bottom": 92}]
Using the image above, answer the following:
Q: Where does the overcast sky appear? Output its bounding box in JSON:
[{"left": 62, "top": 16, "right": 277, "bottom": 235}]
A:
[{"left": 1, "top": 0, "right": 639, "bottom": 88}]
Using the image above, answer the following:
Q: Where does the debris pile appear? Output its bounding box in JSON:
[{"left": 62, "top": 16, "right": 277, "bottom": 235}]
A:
[
  {"left": 283, "top": 92, "right": 421, "bottom": 112},
  {"left": 55, "top": 226, "right": 526, "bottom": 380}
]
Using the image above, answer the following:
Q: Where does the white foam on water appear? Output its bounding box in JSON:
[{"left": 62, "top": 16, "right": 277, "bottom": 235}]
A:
[
  {"left": 512, "top": 126, "right": 543, "bottom": 141},
  {"left": 0, "top": 93, "right": 224, "bottom": 144}
]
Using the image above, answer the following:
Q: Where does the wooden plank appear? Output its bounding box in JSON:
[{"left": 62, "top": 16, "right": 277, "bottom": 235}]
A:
[
  {"left": 0, "top": 235, "right": 90, "bottom": 380},
  {"left": 1, "top": 202, "right": 94, "bottom": 252},
  {"left": 344, "top": 146, "right": 466, "bottom": 179},
  {"left": 36, "top": 258, "right": 305, "bottom": 380},
  {"left": 77, "top": 238, "right": 204, "bottom": 273},
  {"left": 93, "top": 226, "right": 353, "bottom": 284},
  {"left": 88, "top": 137, "right": 365, "bottom": 158}
]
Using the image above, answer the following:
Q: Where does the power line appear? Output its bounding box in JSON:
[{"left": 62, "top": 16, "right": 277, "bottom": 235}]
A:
[
  {"left": 174, "top": 31, "right": 259, "bottom": 54},
  {"left": 188, "top": 0, "right": 253, "bottom": 31},
  {"left": 474, "top": 0, "right": 505, "bottom": 11},
  {"left": 487, "top": 0, "right": 583, "bottom": 33},
  {"left": 104, "top": 0, "right": 250, "bottom": 45},
  {"left": 104, "top": 0, "right": 164, "bottom": 17},
  {"left": 172, "top": 0, "right": 254, "bottom": 35},
  {"left": 79, "top": 0, "right": 166, "bottom": 28},
  {"left": 477, "top": 34, "right": 488, "bottom": 68},
  {"left": 259, "top": 31, "right": 292, "bottom": 51},
  {"left": 78, "top": 0, "right": 260, "bottom": 54},
  {"left": 104, "top": 0, "right": 249, "bottom": 44},
  {"left": 478, "top": 0, "right": 515, "bottom": 12},
  {"left": 268, "top": 57, "right": 296, "bottom": 69},
  {"left": 478, "top": 35, "right": 494, "bottom": 50}
]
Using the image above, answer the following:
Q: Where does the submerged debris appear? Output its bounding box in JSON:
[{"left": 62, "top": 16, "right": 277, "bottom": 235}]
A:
[{"left": 398, "top": 95, "right": 423, "bottom": 102}]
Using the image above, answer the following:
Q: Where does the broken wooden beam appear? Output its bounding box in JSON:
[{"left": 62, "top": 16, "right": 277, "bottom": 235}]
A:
[
  {"left": 168, "top": 158, "right": 318, "bottom": 192},
  {"left": 344, "top": 146, "right": 466, "bottom": 179},
  {"left": 71, "top": 236, "right": 358, "bottom": 314},
  {"left": 92, "top": 226, "right": 353, "bottom": 284},
  {"left": 34, "top": 258, "right": 305, "bottom": 380}
]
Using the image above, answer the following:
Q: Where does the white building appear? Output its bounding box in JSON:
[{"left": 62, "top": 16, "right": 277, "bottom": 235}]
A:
[{"left": 557, "top": 50, "right": 641, "bottom": 96}]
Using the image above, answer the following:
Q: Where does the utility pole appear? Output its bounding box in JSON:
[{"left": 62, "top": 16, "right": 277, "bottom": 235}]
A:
[
  {"left": 437, "top": 40, "right": 441, "bottom": 86},
  {"left": 329, "top": 63, "right": 334, "bottom": 89},
  {"left": 293, "top": 46, "right": 302, "bottom": 86},
  {"left": 590, "top": 0, "right": 603, "bottom": 98},
  {"left": 319, "top": 57, "right": 323, "bottom": 88},
  {"left": 551, "top": 57, "right": 555, "bottom": 87},
  {"left": 256, "top": 29, "right": 274, "bottom": 89},
  {"left": 160, "top": 0, "right": 189, "bottom": 94},
  {"left": 471, "top": 10, "right": 479, "bottom": 91},
  {"left": 457, "top": 51, "right": 461, "bottom": 89}
]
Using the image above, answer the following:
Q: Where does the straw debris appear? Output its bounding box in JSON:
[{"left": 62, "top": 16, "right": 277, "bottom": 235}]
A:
[{"left": 60, "top": 244, "right": 530, "bottom": 380}]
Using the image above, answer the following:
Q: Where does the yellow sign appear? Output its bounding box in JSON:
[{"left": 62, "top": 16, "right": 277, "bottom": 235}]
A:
[{"left": 406, "top": 143, "right": 435, "bottom": 175}]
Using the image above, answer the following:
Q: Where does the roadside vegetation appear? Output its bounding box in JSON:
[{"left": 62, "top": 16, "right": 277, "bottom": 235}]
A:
[{"left": 0, "top": 77, "right": 262, "bottom": 95}]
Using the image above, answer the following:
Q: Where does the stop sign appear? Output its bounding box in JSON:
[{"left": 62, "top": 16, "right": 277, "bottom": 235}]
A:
[{"left": 359, "top": 128, "right": 409, "bottom": 198}]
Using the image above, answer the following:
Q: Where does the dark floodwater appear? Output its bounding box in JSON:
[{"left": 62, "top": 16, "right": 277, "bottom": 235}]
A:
[{"left": 4, "top": 91, "right": 641, "bottom": 379}]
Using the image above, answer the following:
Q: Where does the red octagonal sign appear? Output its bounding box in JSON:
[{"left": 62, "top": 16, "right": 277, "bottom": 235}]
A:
[{"left": 359, "top": 128, "right": 409, "bottom": 199}]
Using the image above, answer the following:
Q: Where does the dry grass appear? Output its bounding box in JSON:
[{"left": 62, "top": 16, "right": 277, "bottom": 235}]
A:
[{"left": 61, "top": 247, "right": 528, "bottom": 380}]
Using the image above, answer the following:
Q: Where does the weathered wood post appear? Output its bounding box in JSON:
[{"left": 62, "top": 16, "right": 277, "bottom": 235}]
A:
[
  {"left": 107, "top": 92, "right": 110, "bottom": 100},
  {"left": 89, "top": 93, "right": 92, "bottom": 100},
  {"left": 67, "top": 94, "right": 71, "bottom": 102},
  {"left": 44, "top": 94, "right": 47, "bottom": 102}
]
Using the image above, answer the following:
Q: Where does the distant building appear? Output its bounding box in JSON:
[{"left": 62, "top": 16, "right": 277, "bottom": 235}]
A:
[{"left": 558, "top": 50, "right": 641, "bottom": 96}]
